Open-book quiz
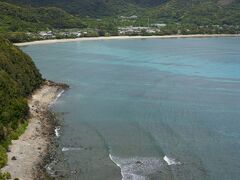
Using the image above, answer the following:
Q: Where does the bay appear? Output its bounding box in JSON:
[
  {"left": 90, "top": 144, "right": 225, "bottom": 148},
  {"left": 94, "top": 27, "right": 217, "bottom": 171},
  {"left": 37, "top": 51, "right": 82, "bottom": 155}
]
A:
[{"left": 23, "top": 37, "right": 240, "bottom": 180}]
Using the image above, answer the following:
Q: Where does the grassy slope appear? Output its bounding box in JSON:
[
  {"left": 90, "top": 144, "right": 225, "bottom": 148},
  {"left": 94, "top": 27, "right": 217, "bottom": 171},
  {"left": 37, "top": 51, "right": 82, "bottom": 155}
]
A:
[{"left": 0, "top": 37, "right": 43, "bottom": 170}]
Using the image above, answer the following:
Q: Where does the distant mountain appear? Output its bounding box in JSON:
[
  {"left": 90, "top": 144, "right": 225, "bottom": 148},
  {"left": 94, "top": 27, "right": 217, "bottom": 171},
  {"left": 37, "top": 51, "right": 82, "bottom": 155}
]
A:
[
  {"left": 1, "top": 0, "right": 239, "bottom": 24},
  {"left": 0, "top": 1, "right": 86, "bottom": 33},
  {"left": 144, "top": 0, "right": 240, "bottom": 26},
  {"left": 0, "top": 0, "right": 167, "bottom": 17},
  {"left": 0, "top": 0, "right": 239, "bottom": 36}
]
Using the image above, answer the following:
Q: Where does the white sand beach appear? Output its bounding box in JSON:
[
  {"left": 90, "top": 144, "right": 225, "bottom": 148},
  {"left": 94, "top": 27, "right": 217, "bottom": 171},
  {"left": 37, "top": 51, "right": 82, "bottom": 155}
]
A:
[{"left": 15, "top": 34, "right": 240, "bottom": 46}]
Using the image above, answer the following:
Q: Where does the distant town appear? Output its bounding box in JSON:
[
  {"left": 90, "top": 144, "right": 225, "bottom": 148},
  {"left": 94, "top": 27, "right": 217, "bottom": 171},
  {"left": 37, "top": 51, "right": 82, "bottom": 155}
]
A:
[
  {"left": 4, "top": 14, "right": 240, "bottom": 43},
  {"left": 32, "top": 23, "right": 239, "bottom": 40}
]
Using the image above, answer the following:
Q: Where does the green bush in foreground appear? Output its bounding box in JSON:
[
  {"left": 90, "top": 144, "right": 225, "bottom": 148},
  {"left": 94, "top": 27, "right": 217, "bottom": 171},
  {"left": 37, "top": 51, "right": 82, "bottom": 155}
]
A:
[
  {"left": 0, "top": 146, "right": 7, "bottom": 168},
  {"left": 0, "top": 146, "right": 9, "bottom": 180},
  {"left": 0, "top": 171, "right": 11, "bottom": 180}
]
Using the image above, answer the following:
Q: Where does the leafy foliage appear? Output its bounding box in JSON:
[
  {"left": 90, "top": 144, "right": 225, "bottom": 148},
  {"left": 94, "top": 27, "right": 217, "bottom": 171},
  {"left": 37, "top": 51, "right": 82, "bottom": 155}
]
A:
[
  {"left": 0, "top": 171, "right": 11, "bottom": 180},
  {"left": 0, "top": 37, "right": 43, "bottom": 168},
  {"left": 0, "top": 146, "right": 7, "bottom": 169}
]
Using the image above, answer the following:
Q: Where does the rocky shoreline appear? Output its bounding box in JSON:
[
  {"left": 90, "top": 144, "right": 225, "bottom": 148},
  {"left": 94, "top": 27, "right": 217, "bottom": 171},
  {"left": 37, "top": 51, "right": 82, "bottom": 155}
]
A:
[{"left": 2, "top": 80, "right": 69, "bottom": 180}]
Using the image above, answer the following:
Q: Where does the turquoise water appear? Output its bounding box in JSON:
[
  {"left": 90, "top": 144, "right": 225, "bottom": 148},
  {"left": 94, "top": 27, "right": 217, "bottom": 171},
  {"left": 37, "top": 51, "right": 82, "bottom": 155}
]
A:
[{"left": 23, "top": 37, "right": 240, "bottom": 180}]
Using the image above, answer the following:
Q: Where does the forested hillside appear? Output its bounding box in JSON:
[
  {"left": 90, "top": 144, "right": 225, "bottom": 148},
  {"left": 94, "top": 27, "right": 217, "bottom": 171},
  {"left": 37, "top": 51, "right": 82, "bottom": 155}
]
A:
[
  {"left": 0, "top": 0, "right": 167, "bottom": 17},
  {"left": 144, "top": 0, "right": 240, "bottom": 26},
  {"left": 1, "top": 0, "right": 239, "bottom": 29},
  {"left": 0, "top": 37, "right": 42, "bottom": 170},
  {"left": 0, "top": 1, "right": 86, "bottom": 33},
  {"left": 1, "top": 0, "right": 239, "bottom": 19},
  {"left": 0, "top": 0, "right": 239, "bottom": 41}
]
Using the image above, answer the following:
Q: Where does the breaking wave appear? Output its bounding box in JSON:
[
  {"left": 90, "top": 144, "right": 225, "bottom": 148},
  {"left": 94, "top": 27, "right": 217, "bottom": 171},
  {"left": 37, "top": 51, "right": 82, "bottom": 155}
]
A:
[
  {"left": 163, "top": 155, "right": 181, "bottom": 165},
  {"left": 109, "top": 154, "right": 164, "bottom": 180},
  {"left": 49, "top": 90, "right": 65, "bottom": 107},
  {"left": 55, "top": 126, "right": 61, "bottom": 137},
  {"left": 62, "top": 147, "right": 83, "bottom": 152}
]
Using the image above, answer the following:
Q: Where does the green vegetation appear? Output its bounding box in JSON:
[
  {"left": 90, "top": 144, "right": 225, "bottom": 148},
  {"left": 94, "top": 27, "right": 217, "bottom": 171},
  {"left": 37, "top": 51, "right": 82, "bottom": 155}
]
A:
[
  {"left": 0, "top": 1, "right": 86, "bottom": 39},
  {"left": 143, "top": 0, "right": 240, "bottom": 25},
  {"left": 0, "top": 146, "right": 7, "bottom": 168},
  {"left": 0, "top": 171, "right": 11, "bottom": 180},
  {"left": 1, "top": 0, "right": 166, "bottom": 17},
  {"left": 0, "top": 0, "right": 239, "bottom": 42},
  {"left": 2, "top": 0, "right": 240, "bottom": 23},
  {"left": 0, "top": 0, "right": 239, "bottom": 43},
  {"left": 0, "top": 37, "right": 43, "bottom": 173}
]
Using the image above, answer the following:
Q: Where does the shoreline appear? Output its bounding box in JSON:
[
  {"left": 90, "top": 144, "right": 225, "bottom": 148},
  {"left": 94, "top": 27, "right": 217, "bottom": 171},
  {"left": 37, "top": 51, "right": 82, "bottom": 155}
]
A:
[
  {"left": 2, "top": 80, "right": 69, "bottom": 180},
  {"left": 15, "top": 34, "right": 240, "bottom": 46}
]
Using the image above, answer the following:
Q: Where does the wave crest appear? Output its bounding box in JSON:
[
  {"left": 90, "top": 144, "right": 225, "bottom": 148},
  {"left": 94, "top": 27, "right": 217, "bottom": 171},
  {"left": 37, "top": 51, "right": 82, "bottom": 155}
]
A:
[
  {"left": 163, "top": 155, "right": 181, "bottom": 165},
  {"left": 109, "top": 154, "right": 164, "bottom": 180},
  {"left": 62, "top": 147, "right": 83, "bottom": 152}
]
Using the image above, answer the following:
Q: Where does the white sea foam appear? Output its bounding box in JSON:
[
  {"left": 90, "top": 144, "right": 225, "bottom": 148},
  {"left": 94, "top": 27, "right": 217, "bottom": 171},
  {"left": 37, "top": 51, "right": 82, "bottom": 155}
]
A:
[
  {"left": 109, "top": 154, "right": 121, "bottom": 167},
  {"left": 57, "top": 90, "right": 65, "bottom": 98},
  {"left": 62, "top": 147, "right": 83, "bottom": 152},
  {"left": 109, "top": 154, "right": 164, "bottom": 180},
  {"left": 163, "top": 155, "right": 181, "bottom": 165},
  {"left": 109, "top": 154, "right": 123, "bottom": 179},
  {"left": 48, "top": 90, "right": 65, "bottom": 107},
  {"left": 55, "top": 126, "right": 61, "bottom": 137},
  {"left": 54, "top": 90, "right": 65, "bottom": 104},
  {"left": 45, "top": 160, "right": 57, "bottom": 176}
]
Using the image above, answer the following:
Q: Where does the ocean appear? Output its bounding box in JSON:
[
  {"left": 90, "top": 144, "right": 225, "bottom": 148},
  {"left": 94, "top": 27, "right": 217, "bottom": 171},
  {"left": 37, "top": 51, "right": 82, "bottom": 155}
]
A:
[{"left": 22, "top": 37, "right": 240, "bottom": 180}]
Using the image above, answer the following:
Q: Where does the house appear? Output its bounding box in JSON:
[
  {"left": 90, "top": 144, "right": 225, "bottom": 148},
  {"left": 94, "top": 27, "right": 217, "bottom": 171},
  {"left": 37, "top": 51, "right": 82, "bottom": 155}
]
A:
[
  {"left": 151, "top": 23, "right": 167, "bottom": 28},
  {"left": 39, "top": 31, "right": 54, "bottom": 37}
]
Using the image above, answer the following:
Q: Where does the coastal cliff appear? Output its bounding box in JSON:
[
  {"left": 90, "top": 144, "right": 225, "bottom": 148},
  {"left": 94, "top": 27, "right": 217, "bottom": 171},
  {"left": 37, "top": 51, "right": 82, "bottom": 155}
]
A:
[
  {"left": 0, "top": 37, "right": 67, "bottom": 179},
  {"left": 0, "top": 37, "right": 43, "bottom": 178},
  {"left": 1, "top": 36, "right": 42, "bottom": 159}
]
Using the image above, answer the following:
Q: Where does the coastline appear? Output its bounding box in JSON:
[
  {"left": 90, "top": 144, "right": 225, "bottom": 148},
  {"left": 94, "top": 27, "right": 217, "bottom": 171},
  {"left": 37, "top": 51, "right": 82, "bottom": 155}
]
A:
[
  {"left": 14, "top": 34, "right": 240, "bottom": 46},
  {"left": 7, "top": 33, "right": 240, "bottom": 179},
  {"left": 2, "top": 80, "right": 69, "bottom": 180}
]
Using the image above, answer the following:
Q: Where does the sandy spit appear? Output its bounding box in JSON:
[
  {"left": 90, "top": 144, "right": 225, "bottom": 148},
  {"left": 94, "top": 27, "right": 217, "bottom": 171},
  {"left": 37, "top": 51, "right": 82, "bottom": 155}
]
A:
[
  {"left": 14, "top": 34, "right": 240, "bottom": 46},
  {"left": 1, "top": 80, "right": 69, "bottom": 180}
]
